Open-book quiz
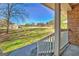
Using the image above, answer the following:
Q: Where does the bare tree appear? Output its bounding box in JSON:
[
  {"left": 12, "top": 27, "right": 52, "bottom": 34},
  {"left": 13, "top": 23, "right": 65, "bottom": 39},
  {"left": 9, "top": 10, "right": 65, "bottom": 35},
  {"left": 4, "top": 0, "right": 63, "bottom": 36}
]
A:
[{"left": 0, "top": 3, "right": 29, "bottom": 33}]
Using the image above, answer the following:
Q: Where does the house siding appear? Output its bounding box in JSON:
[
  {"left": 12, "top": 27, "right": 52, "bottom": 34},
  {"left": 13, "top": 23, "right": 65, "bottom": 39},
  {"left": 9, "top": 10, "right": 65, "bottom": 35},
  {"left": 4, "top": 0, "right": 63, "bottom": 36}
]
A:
[{"left": 68, "top": 5, "right": 79, "bottom": 45}]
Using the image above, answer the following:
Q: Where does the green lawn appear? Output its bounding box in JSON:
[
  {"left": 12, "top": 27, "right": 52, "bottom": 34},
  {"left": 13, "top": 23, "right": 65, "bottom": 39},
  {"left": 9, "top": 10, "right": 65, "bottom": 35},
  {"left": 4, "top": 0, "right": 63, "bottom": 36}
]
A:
[
  {"left": 0, "top": 17, "right": 67, "bottom": 53},
  {"left": 0, "top": 27, "right": 54, "bottom": 53}
]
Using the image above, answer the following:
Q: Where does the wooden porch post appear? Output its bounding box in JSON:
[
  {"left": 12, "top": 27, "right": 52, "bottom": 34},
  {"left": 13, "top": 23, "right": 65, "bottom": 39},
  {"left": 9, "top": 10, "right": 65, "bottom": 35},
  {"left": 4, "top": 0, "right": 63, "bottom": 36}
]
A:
[{"left": 54, "top": 3, "right": 61, "bottom": 56}]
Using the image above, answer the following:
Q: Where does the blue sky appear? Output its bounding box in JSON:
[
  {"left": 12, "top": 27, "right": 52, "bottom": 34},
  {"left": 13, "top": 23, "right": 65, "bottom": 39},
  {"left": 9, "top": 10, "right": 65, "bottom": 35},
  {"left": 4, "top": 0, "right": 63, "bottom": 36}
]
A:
[{"left": 0, "top": 3, "right": 55, "bottom": 25}]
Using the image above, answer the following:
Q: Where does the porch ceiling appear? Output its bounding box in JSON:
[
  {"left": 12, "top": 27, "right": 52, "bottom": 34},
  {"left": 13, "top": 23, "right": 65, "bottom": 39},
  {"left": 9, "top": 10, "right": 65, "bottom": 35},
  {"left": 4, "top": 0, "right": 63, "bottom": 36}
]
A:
[
  {"left": 42, "top": 3, "right": 72, "bottom": 17},
  {"left": 69, "top": 3, "right": 79, "bottom": 9},
  {"left": 43, "top": 3, "right": 72, "bottom": 11}
]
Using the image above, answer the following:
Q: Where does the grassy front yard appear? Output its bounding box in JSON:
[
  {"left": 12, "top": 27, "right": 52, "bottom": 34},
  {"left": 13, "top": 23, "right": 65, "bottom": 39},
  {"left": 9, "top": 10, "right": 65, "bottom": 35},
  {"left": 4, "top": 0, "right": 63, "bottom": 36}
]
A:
[{"left": 0, "top": 27, "right": 54, "bottom": 53}]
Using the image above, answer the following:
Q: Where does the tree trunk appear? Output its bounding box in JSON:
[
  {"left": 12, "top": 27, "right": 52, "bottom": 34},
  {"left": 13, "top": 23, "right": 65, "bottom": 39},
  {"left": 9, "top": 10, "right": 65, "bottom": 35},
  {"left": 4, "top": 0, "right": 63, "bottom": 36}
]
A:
[
  {"left": 6, "top": 19, "right": 9, "bottom": 34},
  {"left": 6, "top": 3, "right": 10, "bottom": 34}
]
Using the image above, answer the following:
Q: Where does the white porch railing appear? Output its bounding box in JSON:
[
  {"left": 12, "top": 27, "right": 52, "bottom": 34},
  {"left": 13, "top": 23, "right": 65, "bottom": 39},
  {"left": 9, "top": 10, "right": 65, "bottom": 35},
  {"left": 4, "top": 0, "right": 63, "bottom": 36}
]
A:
[
  {"left": 36, "top": 31, "right": 68, "bottom": 56},
  {"left": 37, "top": 33, "right": 55, "bottom": 56}
]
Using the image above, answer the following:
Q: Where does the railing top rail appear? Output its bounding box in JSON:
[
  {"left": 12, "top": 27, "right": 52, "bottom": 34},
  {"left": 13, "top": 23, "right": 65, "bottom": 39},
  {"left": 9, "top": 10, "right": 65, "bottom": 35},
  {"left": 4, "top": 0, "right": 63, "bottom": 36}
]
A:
[
  {"left": 37, "top": 30, "right": 68, "bottom": 43},
  {"left": 37, "top": 32, "right": 55, "bottom": 43}
]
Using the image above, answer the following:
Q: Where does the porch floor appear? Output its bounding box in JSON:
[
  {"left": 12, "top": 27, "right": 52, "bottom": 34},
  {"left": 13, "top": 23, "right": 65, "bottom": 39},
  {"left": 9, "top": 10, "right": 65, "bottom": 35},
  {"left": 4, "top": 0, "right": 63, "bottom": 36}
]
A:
[{"left": 62, "top": 44, "right": 79, "bottom": 56}]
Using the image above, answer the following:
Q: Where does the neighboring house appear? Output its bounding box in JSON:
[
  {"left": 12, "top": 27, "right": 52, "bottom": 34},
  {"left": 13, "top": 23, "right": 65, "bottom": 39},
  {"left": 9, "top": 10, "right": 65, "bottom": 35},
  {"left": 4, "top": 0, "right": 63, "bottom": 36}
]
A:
[
  {"left": 36, "top": 23, "right": 46, "bottom": 26},
  {"left": 9, "top": 24, "right": 18, "bottom": 30}
]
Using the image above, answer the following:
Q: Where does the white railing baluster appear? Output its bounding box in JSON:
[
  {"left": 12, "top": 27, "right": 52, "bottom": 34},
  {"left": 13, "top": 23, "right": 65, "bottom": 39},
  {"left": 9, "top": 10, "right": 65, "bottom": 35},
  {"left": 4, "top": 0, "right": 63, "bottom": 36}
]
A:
[{"left": 36, "top": 33, "right": 55, "bottom": 56}]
